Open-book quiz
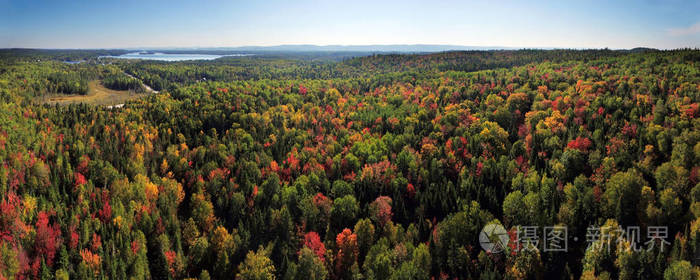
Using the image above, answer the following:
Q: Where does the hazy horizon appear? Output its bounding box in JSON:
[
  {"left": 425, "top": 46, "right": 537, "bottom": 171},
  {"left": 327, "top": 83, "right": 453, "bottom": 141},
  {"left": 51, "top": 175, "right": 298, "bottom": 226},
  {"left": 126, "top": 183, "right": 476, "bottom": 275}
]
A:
[
  {"left": 1, "top": 0, "right": 699, "bottom": 49},
  {"left": 0, "top": 44, "right": 685, "bottom": 52}
]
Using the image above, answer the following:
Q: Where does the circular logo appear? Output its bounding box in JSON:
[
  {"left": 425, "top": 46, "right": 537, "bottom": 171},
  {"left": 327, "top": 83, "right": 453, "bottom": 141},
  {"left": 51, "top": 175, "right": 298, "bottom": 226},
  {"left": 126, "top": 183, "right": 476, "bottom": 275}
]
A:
[{"left": 479, "top": 223, "right": 509, "bottom": 253}]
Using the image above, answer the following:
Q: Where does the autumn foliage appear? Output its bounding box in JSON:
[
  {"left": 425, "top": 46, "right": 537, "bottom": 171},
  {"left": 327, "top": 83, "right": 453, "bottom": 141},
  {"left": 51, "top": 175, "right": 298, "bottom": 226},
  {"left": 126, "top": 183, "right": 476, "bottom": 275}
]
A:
[
  {"left": 335, "top": 228, "right": 358, "bottom": 275},
  {"left": 0, "top": 48, "right": 697, "bottom": 279},
  {"left": 302, "top": 231, "right": 326, "bottom": 261}
]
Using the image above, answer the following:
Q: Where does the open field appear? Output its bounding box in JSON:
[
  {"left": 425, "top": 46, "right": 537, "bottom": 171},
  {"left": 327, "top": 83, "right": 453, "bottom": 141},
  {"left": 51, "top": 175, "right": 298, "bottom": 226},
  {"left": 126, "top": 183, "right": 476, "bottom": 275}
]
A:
[{"left": 37, "top": 80, "right": 148, "bottom": 106}]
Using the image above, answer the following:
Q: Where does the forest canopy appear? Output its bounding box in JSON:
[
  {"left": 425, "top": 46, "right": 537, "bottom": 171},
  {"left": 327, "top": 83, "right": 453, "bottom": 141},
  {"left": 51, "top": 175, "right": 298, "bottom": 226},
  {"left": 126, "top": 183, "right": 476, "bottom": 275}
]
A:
[{"left": 0, "top": 48, "right": 698, "bottom": 279}]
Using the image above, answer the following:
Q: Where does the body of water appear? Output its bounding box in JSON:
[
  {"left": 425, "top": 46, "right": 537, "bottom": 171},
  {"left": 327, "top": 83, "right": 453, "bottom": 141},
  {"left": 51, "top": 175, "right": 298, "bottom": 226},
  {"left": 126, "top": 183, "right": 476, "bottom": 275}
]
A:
[{"left": 99, "top": 52, "right": 251, "bottom": 61}]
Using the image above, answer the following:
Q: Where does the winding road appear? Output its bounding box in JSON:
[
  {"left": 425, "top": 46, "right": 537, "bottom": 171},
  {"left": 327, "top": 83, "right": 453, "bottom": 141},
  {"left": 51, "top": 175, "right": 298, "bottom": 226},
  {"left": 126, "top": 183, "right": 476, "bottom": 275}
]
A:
[{"left": 123, "top": 71, "right": 159, "bottom": 93}]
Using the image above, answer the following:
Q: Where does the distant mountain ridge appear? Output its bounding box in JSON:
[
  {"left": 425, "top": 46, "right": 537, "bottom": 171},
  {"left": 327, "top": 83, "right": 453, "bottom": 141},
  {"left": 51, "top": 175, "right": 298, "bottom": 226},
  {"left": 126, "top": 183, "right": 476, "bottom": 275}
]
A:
[{"left": 152, "top": 44, "right": 519, "bottom": 53}]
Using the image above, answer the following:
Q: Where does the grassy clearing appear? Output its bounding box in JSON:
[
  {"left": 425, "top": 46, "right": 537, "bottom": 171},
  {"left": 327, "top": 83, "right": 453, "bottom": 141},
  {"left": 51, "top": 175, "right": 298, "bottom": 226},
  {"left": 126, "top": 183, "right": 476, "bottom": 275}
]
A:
[{"left": 37, "top": 80, "right": 148, "bottom": 106}]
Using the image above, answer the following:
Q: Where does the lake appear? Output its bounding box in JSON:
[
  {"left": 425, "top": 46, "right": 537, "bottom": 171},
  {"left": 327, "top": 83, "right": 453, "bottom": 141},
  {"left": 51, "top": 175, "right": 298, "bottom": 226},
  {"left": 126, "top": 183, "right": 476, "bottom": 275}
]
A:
[{"left": 99, "top": 52, "right": 251, "bottom": 61}]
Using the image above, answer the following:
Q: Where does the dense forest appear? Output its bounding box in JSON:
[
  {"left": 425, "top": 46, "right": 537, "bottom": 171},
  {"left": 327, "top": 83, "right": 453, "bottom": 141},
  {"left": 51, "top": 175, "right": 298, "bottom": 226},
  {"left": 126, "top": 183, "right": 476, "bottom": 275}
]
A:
[{"left": 0, "top": 48, "right": 699, "bottom": 279}]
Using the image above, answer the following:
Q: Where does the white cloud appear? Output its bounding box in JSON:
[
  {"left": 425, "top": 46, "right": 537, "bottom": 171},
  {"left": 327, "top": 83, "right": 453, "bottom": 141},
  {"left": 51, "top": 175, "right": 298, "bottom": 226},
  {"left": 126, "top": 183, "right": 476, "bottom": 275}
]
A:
[{"left": 667, "top": 22, "right": 700, "bottom": 36}]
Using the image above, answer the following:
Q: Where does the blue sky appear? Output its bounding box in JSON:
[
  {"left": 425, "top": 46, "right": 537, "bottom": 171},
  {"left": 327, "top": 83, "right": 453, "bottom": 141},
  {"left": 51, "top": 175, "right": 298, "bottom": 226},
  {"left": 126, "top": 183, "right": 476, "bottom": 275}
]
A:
[{"left": 1, "top": 0, "right": 698, "bottom": 49}]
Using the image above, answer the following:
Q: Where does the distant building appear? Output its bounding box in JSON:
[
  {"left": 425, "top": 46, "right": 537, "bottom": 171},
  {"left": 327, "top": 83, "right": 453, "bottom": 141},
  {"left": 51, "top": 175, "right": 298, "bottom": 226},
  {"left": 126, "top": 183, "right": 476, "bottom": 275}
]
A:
[{"left": 106, "top": 104, "right": 124, "bottom": 110}]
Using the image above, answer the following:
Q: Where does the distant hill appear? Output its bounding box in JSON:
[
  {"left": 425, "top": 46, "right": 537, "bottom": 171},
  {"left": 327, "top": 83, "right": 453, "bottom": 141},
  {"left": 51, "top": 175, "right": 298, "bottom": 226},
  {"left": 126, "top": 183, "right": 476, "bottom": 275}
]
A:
[{"left": 626, "top": 47, "right": 661, "bottom": 53}]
